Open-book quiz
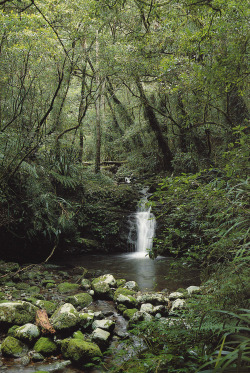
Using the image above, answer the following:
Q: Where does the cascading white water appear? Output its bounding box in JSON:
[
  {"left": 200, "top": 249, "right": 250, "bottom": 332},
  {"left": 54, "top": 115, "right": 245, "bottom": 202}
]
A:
[{"left": 128, "top": 187, "right": 156, "bottom": 254}]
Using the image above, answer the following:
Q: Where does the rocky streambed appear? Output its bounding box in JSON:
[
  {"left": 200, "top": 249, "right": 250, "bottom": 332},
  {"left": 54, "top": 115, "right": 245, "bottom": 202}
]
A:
[{"left": 0, "top": 261, "right": 201, "bottom": 372}]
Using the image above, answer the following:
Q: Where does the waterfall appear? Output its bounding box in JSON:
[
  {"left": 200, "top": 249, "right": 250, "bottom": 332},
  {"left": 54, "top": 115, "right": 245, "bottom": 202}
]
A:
[{"left": 128, "top": 187, "right": 156, "bottom": 254}]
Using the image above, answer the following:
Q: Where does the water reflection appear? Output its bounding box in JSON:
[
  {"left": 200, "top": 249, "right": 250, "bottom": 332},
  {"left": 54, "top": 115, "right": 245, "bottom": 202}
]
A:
[{"left": 56, "top": 253, "right": 200, "bottom": 292}]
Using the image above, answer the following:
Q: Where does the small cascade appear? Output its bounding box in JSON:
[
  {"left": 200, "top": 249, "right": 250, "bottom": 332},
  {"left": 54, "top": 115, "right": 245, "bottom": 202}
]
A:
[{"left": 128, "top": 187, "right": 156, "bottom": 254}]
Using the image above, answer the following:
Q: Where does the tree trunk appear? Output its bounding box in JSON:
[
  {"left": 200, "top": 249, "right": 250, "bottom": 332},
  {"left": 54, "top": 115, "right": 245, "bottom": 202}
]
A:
[{"left": 136, "top": 78, "right": 173, "bottom": 171}]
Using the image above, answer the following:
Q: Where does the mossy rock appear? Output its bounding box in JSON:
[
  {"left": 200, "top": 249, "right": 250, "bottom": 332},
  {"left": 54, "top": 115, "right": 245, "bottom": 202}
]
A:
[
  {"left": 28, "top": 286, "right": 41, "bottom": 295},
  {"left": 1, "top": 336, "right": 28, "bottom": 357},
  {"left": 34, "top": 337, "right": 57, "bottom": 356},
  {"left": 57, "top": 282, "right": 80, "bottom": 294},
  {"left": 114, "top": 287, "right": 135, "bottom": 301},
  {"left": 91, "top": 279, "right": 113, "bottom": 300},
  {"left": 61, "top": 338, "right": 102, "bottom": 366},
  {"left": 0, "top": 291, "right": 5, "bottom": 300},
  {"left": 35, "top": 300, "right": 57, "bottom": 316},
  {"left": 14, "top": 323, "right": 40, "bottom": 344},
  {"left": 66, "top": 293, "right": 93, "bottom": 308},
  {"left": 116, "top": 294, "right": 137, "bottom": 307},
  {"left": 0, "top": 301, "right": 38, "bottom": 327},
  {"left": 15, "top": 282, "right": 31, "bottom": 290},
  {"left": 123, "top": 308, "right": 138, "bottom": 320},
  {"left": 0, "top": 262, "right": 20, "bottom": 275},
  {"left": 46, "top": 283, "right": 56, "bottom": 289},
  {"left": 117, "top": 304, "right": 127, "bottom": 313},
  {"left": 50, "top": 303, "right": 80, "bottom": 333},
  {"left": 116, "top": 279, "right": 126, "bottom": 287},
  {"left": 7, "top": 325, "right": 19, "bottom": 336},
  {"left": 79, "top": 312, "right": 94, "bottom": 329},
  {"left": 73, "top": 330, "right": 85, "bottom": 340}
]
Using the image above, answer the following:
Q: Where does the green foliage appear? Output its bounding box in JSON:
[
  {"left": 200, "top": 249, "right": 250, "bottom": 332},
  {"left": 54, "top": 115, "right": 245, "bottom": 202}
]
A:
[
  {"left": 150, "top": 130, "right": 249, "bottom": 267},
  {"left": 197, "top": 309, "right": 250, "bottom": 372}
]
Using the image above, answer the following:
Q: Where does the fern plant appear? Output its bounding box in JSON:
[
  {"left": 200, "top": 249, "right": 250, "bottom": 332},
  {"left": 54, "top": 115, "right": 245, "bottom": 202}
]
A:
[{"left": 197, "top": 309, "right": 250, "bottom": 373}]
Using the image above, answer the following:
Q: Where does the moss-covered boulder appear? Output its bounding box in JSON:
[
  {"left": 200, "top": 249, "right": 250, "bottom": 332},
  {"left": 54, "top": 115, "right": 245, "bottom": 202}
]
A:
[
  {"left": 81, "top": 278, "right": 91, "bottom": 290},
  {"left": 116, "top": 279, "right": 126, "bottom": 287},
  {"left": 123, "top": 308, "right": 138, "bottom": 320},
  {"left": 0, "top": 301, "right": 38, "bottom": 327},
  {"left": 92, "top": 319, "right": 115, "bottom": 332},
  {"left": 35, "top": 300, "right": 57, "bottom": 316},
  {"left": 114, "top": 287, "right": 135, "bottom": 301},
  {"left": 57, "top": 282, "right": 80, "bottom": 294},
  {"left": 61, "top": 338, "right": 102, "bottom": 366},
  {"left": 50, "top": 303, "right": 80, "bottom": 333},
  {"left": 34, "top": 337, "right": 57, "bottom": 356},
  {"left": 66, "top": 293, "right": 93, "bottom": 308},
  {"left": 116, "top": 294, "right": 137, "bottom": 307},
  {"left": 123, "top": 281, "right": 139, "bottom": 291},
  {"left": 73, "top": 330, "right": 85, "bottom": 340},
  {"left": 1, "top": 336, "right": 28, "bottom": 357},
  {"left": 79, "top": 312, "right": 94, "bottom": 329},
  {"left": 91, "top": 278, "right": 114, "bottom": 300},
  {"left": 14, "top": 323, "right": 40, "bottom": 344}
]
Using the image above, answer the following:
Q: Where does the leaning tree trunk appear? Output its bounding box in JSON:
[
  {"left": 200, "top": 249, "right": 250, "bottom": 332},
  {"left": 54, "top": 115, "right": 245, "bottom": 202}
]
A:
[{"left": 135, "top": 78, "right": 173, "bottom": 171}]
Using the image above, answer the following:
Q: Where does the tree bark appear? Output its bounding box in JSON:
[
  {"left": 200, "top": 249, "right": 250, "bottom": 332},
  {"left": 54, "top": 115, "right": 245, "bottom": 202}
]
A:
[{"left": 135, "top": 78, "right": 173, "bottom": 171}]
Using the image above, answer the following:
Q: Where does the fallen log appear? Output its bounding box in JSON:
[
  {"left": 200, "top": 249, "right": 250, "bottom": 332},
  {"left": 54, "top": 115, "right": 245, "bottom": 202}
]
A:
[{"left": 36, "top": 309, "right": 56, "bottom": 334}]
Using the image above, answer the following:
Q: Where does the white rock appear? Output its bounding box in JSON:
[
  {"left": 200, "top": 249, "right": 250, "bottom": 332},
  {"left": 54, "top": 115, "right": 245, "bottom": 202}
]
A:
[
  {"left": 50, "top": 303, "right": 80, "bottom": 331},
  {"left": 169, "top": 292, "right": 184, "bottom": 300},
  {"left": 92, "top": 319, "right": 115, "bottom": 331},
  {"left": 14, "top": 323, "right": 40, "bottom": 343},
  {"left": 91, "top": 327, "right": 110, "bottom": 347},
  {"left": 140, "top": 303, "right": 154, "bottom": 314},
  {"left": 123, "top": 281, "right": 139, "bottom": 291},
  {"left": 170, "top": 299, "right": 186, "bottom": 313},
  {"left": 186, "top": 286, "right": 201, "bottom": 295},
  {"left": 100, "top": 274, "right": 116, "bottom": 287}
]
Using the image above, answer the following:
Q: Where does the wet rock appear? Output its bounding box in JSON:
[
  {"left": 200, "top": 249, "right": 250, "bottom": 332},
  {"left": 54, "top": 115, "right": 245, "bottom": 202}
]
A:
[
  {"left": 129, "top": 311, "right": 153, "bottom": 326},
  {"left": 91, "top": 279, "right": 114, "bottom": 300},
  {"left": 34, "top": 337, "right": 57, "bottom": 356},
  {"left": 123, "top": 308, "right": 137, "bottom": 320},
  {"left": 14, "top": 323, "right": 40, "bottom": 344},
  {"left": 21, "top": 355, "right": 30, "bottom": 366},
  {"left": 116, "top": 294, "right": 137, "bottom": 307},
  {"left": 81, "top": 278, "right": 91, "bottom": 290},
  {"left": 113, "top": 315, "right": 129, "bottom": 338},
  {"left": 92, "top": 319, "right": 115, "bottom": 332},
  {"left": 29, "top": 351, "right": 45, "bottom": 361},
  {"left": 66, "top": 293, "right": 93, "bottom": 308},
  {"left": 57, "top": 282, "right": 80, "bottom": 294},
  {"left": 137, "top": 293, "right": 169, "bottom": 305},
  {"left": 123, "top": 281, "right": 139, "bottom": 291},
  {"left": 116, "top": 279, "right": 126, "bottom": 287},
  {"left": 50, "top": 303, "right": 80, "bottom": 332},
  {"left": 114, "top": 287, "right": 135, "bottom": 301},
  {"left": 73, "top": 330, "right": 85, "bottom": 340},
  {"left": 79, "top": 312, "right": 94, "bottom": 329},
  {"left": 35, "top": 300, "right": 57, "bottom": 316},
  {"left": 1, "top": 336, "right": 28, "bottom": 358},
  {"left": 91, "top": 328, "right": 110, "bottom": 349},
  {"left": 95, "top": 274, "right": 116, "bottom": 287},
  {"left": 61, "top": 338, "right": 102, "bottom": 366},
  {"left": 0, "top": 301, "right": 38, "bottom": 327}
]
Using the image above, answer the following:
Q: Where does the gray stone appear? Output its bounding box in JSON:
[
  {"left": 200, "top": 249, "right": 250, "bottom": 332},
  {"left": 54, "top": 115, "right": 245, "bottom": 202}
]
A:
[
  {"left": 50, "top": 303, "right": 80, "bottom": 332},
  {"left": 186, "top": 286, "right": 201, "bottom": 295},
  {"left": 116, "top": 294, "right": 137, "bottom": 307},
  {"left": 169, "top": 292, "right": 185, "bottom": 300},
  {"left": 170, "top": 299, "right": 186, "bottom": 314},
  {"left": 0, "top": 301, "right": 38, "bottom": 326},
  {"left": 140, "top": 303, "right": 154, "bottom": 314},
  {"left": 91, "top": 328, "right": 110, "bottom": 349},
  {"left": 123, "top": 281, "right": 139, "bottom": 291},
  {"left": 14, "top": 323, "right": 40, "bottom": 343},
  {"left": 137, "top": 293, "right": 169, "bottom": 305},
  {"left": 92, "top": 319, "right": 115, "bottom": 332}
]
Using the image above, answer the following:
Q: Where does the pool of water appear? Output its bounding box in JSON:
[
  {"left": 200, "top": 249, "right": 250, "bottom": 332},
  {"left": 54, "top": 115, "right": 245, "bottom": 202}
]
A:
[{"left": 55, "top": 252, "right": 200, "bottom": 292}]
